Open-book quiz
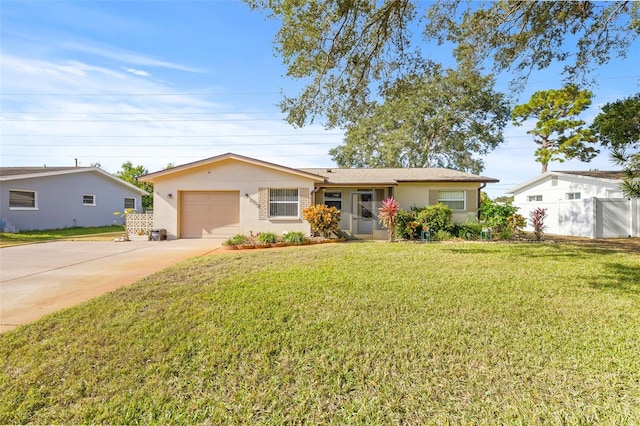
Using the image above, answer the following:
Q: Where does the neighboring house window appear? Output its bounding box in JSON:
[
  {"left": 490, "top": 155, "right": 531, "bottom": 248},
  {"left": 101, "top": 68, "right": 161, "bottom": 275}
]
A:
[
  {"left": 438, "top": 190, "right": 465, "bottom": 210},
  {"left": 269, "top": 188, "right": 299, "bottom": 217},
  {"left": 83, "top": 194, "right": 96, "bottom": 206},
  {"left": 566, "top": 192, "right": 581, "bottom": 200},
  {"left": 607, "top": 190, "right": 623, "bottom": 198},
  {"left": 527, "top": 195, "right": 543, "bottom": 202},
  {"left": 124, "top": 197, "right": 136, "bottom": 210},
  {"left": 9, "top": 190, "right": 37, "bottom": 209},
  {"left": 324, "top": 191, "right": 342, "bottom": 210}
]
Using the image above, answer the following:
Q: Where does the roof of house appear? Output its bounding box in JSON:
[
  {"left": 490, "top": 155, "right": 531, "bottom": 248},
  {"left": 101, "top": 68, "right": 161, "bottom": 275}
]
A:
[
  {"left": 555, "top": 170, "right": 625, "bottom": 180},
  {"left": 0, "top": 167, "right": 148, "bottom": 195},
  {"left": 138, "top": 152, "right": 326, "bottom": 182},
  {"left": 300, "top": 167, "right": 498, "bottom": 186},
  {"left": 138, "top": 152, "right": 498, "bottom": 185},
  {"left": 508, "top": 170, "right": 624, "bottom": 194}
]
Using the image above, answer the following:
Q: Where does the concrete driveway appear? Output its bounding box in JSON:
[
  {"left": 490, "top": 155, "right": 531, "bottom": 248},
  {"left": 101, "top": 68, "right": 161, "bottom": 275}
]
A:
[{"left": 0, "top": 239, "right": 221, "bottom": 333}]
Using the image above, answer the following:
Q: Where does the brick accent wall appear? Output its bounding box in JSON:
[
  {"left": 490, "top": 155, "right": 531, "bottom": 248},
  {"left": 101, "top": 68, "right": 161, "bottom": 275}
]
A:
[
  {"left": 258, "top": 187, "right": 268, "bottom": 220},
  {"left": 299, "top": 187, "right": 310, "bottom": 216}
]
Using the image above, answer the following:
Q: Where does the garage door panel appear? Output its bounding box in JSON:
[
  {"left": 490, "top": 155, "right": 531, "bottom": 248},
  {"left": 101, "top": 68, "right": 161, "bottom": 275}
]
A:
[{"left": 180, "top": 191, "right": 239, "bottom": 238}]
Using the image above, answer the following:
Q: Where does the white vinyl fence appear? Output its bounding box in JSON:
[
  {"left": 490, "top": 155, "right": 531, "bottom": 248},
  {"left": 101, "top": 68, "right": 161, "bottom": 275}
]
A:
[{"left": 516, "top": 197, "right": 640, "bottom": 239}]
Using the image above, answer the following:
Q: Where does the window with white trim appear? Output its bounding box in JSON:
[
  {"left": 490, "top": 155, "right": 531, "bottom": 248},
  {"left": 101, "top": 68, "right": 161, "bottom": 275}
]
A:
[
  {"left": 124, "top": 197, "right": 136, "bottom": 210},
  {"left": 83, "top": 194, "right": 96, "bottom": 206},
  {"left": 607, "top": 190, "right": 623, "bottom": 198},
  {"left": 438, "top": 190, "right": 465, "bottom": 210},
  {"left": 269, "top": 188, "right": 299, "bottom": 217},
  {"left": 527, "top": 195, "right": 543, "bottom": 202},
  {"left": 323, "top": 191, "right": 342, "bottom": 210},
  {"left": 9, "top": 190, "right": 37, "bottom": 209},
  {"left": 565, "top": 192, "right": 581, "bottom": 200}
]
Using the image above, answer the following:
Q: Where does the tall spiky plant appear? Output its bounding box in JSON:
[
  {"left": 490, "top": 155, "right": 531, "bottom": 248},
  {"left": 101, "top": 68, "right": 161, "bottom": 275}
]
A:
[
  {"left": 378, "top": 197, "right": 400, "bottom": 242},
  {"left": 529, "top": 207, "right": 548, "bottom": 241}
]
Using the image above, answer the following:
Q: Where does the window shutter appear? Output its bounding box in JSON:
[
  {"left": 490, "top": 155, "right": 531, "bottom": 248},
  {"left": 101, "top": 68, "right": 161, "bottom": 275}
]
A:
[
  {"left": 258, "top": 187, "right": 268, "bottom": 220},
  {"left": 429, "top": 190, "right": 438, "bottom": 205},
  {"left": 465, "top": 190, "right": 474, "bottom": 212}
]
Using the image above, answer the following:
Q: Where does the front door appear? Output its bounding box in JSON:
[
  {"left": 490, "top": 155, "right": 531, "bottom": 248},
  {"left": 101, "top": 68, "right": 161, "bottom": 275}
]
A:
[{"left": 352, "top": 192, "right": 374, "bottom": 235}]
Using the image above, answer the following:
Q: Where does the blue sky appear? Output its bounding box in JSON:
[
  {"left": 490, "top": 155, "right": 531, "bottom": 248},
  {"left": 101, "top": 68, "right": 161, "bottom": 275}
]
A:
[{"left": 1, "top": 1, "right": 639, "bottom": 198}]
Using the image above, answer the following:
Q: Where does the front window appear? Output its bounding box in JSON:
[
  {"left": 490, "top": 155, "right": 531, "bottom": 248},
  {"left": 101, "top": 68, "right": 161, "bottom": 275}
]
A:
[
  {"left": 527, "top": 195, "right": 543, "bottom": 202},
  {"left": 566, "top": 192, "right": 581, "bottom": 200},
  {"left": 124, "top": 197, "right": 136, "bottom": 210},
  {"left": 9, "top": 190, "right": 37, "bottom": 209},
  {"left": 269, "top": 188, "right": 298, "bottom": 217},
  {"left": 324, "top": 191, "right": 342, "bottom": 210},
  {"left": 83, "top": 194, "right": 96, "bottom": 206},
  {"left": 438, "top": 190, "right": 465, "bottom": 210}
]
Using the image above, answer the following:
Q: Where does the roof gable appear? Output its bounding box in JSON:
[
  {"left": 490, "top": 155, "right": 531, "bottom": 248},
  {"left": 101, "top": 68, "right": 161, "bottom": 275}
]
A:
[
  {"left": 138, "top": 153, "right": 325, "bottom": 183},
  {"left": 508, "top": 170, "right": 624, "bottom": 194},
  {"left": 0, "top": 167, "right": 148, "bottom": 195}
]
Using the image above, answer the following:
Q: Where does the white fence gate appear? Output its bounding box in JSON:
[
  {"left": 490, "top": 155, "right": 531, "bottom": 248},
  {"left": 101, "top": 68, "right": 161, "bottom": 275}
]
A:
[{"left": 516, "top": 197, "right": 639, "bottom": 239}]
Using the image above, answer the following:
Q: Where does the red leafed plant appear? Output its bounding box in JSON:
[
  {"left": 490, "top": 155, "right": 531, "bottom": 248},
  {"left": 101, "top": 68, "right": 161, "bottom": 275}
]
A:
[
  {"left": 378, "top": 197, "right": 400, "bottom": 242},
  {"left": 529, "top": 207, "right": 547, "bottom": 241}
]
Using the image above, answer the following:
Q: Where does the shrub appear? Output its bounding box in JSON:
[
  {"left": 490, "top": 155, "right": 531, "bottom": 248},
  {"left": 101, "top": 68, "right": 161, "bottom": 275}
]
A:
[
  {"left": 433, "top": 230, "right": 453, "bottom": 241},
  {"left": 394, "top": 209, "right": 418, "bottom": 240},
  {"left": 223, "top": 234, "right": 248, "bottom": 246},
  {"left": 417, "top": 203, "right": 452, "bottom": 234},
  {"left": 529, "top": 207, "right": 548, "bottom": 241},
  {"left": 478, "top": 193, "right": 522, "bottom": 239},
  {"left": 282, "top": 231, "right": 307, "bottom": 245},
  {"left": 378, "top": 197, "right": 400, "bottom": 242},
  {"left": 302, "top": 204, "right": 342, "bottom": 237},
  {"left": 256, "top": 232, "right": 278, "bottom": 244},
  {"left": 451, "top": 222, "right": 483, "bottom": 240}
]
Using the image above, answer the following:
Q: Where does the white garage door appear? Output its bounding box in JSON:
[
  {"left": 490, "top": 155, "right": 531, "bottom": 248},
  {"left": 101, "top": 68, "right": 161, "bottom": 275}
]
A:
[{"left": 180, "top": 191, "right": 240, "bottom": 238}]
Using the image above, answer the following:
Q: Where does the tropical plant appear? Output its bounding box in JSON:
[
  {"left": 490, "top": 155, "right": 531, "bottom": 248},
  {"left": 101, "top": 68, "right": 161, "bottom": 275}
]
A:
[
  {"left": 529, "top": 208, "right": 548, "bottom": 242},
  {"left": 256, "top": 232, "right": 278, "bottom": 244},
  {"left": 282, "top": 231, "right": 307, "bottom": 245},
  {"left": 392, "top": 209, "right": 415, "bottom": 240},
  {"left": 223, "top": 234, "right": 248, "bottom": 247},
  {"left": 302, "top": 204, "right": 342, "bottom": 237},
  {"left": 377, "top": 197, "right": 399, "bottom": 242}
]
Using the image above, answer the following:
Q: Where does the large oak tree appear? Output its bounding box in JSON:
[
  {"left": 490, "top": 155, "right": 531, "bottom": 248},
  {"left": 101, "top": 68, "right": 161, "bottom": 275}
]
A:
[
  {"left": 244, "top": 0, "right": 639, "bottom": 128},
  {"left": 330, "top": 65, "right": 509, "bottom": 173}
]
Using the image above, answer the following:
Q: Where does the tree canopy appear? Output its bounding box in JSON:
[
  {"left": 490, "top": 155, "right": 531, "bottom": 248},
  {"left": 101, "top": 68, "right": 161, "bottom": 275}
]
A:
[
  {"left": 330, "top": 66, "right": 509, "bottom": 173},
  {"left": 511, "top": 84, "right": 597, "bottom": 173},
  {"left": 591, "top": 94, "right": 640, "bottom": 197},
  {"left": 115, "top": 162, "right": 153, "bottom": 210},
  {"left": 591, "top": 93, "right": 640, "bottom": 151},
  {"left": 244, "top": 0, "right": 639, "bottom": 128}
]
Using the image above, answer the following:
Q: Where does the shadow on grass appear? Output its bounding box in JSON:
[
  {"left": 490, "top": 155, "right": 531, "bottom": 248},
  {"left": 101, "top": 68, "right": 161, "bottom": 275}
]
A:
[{"left": 588, "top": 262, "right": 640, "bottom": 295}]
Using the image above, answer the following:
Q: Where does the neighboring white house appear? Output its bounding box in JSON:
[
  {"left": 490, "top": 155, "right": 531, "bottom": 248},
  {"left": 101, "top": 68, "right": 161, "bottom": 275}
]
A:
[
  {"left": 508, "top": 171, "right": 639, "bottom": 238},
  {"left": 138, "top": 152, "right": 499, "bottom": 240},
  {"left": 0, "top": 167, "right": 148, "bottom": 232}
]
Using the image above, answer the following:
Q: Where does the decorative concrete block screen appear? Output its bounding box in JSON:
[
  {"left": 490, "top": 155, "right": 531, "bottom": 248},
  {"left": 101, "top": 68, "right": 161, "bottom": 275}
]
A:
[{"left": 125, "top": 213, "right": 154, "bottom": 236}]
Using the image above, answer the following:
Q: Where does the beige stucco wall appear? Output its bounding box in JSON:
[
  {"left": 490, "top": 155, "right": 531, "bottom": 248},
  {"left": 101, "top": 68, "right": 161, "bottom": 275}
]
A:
[
  {"left": 151, "top": 159, "right": 317, "bottom": 239},
  {"left": 394, "top": 182, "right": 481, "bottom": 223}
]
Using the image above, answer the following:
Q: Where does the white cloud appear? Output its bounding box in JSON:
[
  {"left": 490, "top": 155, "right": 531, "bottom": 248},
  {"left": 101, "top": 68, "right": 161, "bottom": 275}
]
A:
[
  {"left": 60, "top": 41, "right": 204, "bottom": 73},
  {"left": 0, "top": 53, "right": 342, "bottom": 174},
  {"left": 123, "top": 67, "right": 151, "bottom": 77}
]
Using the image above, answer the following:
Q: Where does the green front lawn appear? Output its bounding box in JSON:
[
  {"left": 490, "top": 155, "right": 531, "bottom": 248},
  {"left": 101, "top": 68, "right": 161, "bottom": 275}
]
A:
[
  {"left": 0, "top": 225, "right": 125, "bottom": 247},
  {"left": 1, "top": 242, "right": 639, "bottom": 424}
]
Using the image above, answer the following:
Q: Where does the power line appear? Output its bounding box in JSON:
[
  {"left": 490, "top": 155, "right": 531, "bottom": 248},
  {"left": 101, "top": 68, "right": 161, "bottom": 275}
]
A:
[
  {"left": 1, "top": 133, "right": 343, "bottom": 138},
  {"left": 0, "top": 91, "right": 279, "bottom": 96}
]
